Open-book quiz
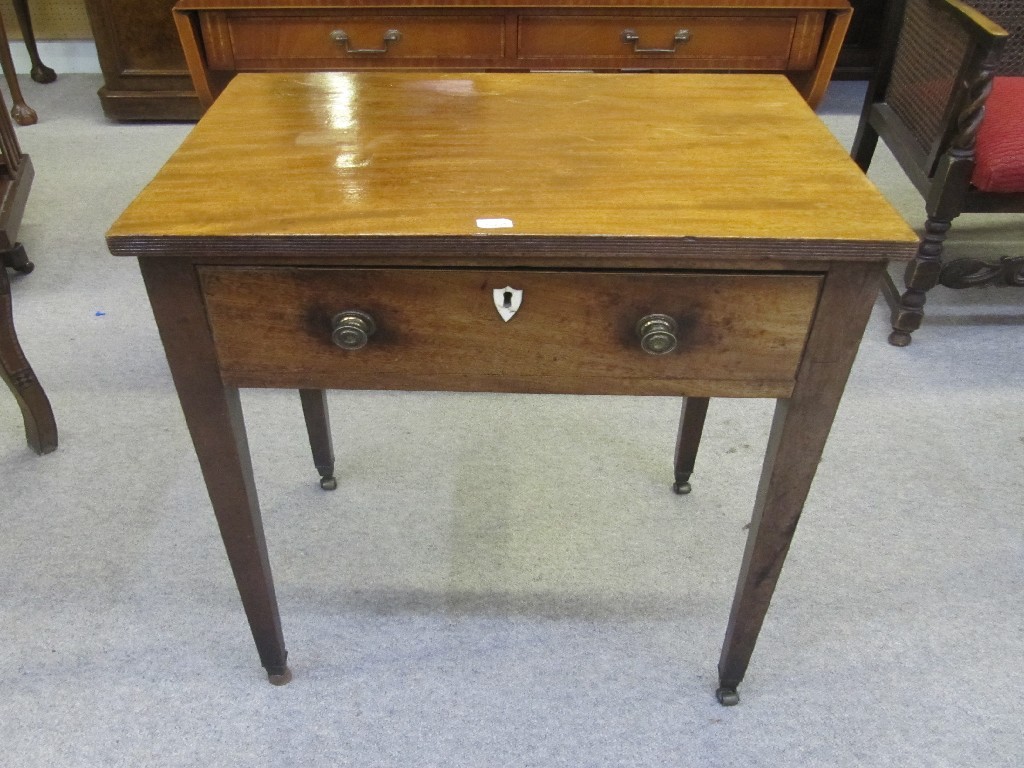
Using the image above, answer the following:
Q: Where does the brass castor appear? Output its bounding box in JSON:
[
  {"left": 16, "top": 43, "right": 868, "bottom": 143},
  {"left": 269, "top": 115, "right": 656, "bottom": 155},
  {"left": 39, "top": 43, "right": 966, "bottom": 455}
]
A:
[
  {"left": 320, "top": 475, "right": 338, "bottom": 491},
  {"left": 672, "top": 481, "right": 692, "bottom": 495},
  {"left": 267, "top": 666, "right": 293, "bottom": 685},
  {"left": 716, "top": 686, "right": 740, "bottom": 706},
  {"left": 888, "top": 329, "right": 912, "bottom": 347}
]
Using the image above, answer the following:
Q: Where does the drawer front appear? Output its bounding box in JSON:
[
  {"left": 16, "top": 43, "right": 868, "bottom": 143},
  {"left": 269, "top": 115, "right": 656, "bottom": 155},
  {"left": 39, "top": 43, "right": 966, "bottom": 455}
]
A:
[
  {"left": 215, "top": 13, "right": 505, "bottom": 68},
  {"left": 518, "top": 14, "right": 797, "bottom": 68},
  {"left": 199, "top": 268, "right": 821, "bottom": 396}
]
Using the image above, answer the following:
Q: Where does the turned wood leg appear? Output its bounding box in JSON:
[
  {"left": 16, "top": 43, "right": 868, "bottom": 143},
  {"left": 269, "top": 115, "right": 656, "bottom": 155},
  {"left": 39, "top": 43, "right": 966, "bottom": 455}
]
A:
[
  {"left": 299, "top": 388, "right": 336, "bottom": 490},
  {"left": 0, "top": 13, "right": 36, "bottom": 126},
  {"left": 716, "top": 262, "right": 885, "bottom": 705},
  {"left": 1, "top": 260, "right": 57, "bottom": 454},
  {"left": 11, "top": 0, "right": 56, "bottom": 84},
  {"left": 888, "top": 217, "right": 950, "bottom": 347},
  {"left": 140, "top": 258, "right": 290, "bottom": 684},
  {"left": 673, "top": 396, "right": 709, "bottom": 495}
]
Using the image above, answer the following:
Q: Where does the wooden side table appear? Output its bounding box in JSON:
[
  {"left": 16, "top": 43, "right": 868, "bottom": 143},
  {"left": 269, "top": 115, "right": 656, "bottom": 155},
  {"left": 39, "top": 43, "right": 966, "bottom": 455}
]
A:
[{"left": 108, "top": 72, "right": 916, "bottom": 703}]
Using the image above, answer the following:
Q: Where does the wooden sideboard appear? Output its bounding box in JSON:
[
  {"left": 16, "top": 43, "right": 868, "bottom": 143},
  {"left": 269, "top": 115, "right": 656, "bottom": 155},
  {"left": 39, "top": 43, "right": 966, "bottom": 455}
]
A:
[
  {"left": 174, "top": 0, "right": 852, "bottom": 110},
  {"left": 83, "top": 0, "right": 880, "bottom": 120}
]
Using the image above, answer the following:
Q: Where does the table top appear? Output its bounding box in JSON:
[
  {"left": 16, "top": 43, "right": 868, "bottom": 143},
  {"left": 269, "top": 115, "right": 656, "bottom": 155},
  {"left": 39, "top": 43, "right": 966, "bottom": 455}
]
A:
[{"left": 108, "top": 72, "right": 915, "bottom": 261}]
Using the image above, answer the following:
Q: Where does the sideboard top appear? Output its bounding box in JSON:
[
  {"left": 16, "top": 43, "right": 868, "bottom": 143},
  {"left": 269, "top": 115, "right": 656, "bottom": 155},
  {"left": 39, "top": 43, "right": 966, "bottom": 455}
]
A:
[{"left": 174, "top": 0, "right": 852, "bottom": 10}]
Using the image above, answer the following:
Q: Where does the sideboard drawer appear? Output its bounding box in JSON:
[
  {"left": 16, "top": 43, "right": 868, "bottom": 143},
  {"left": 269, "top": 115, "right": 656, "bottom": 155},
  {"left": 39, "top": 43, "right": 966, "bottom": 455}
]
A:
[
  {"left": 517, "top": 14, "right": 801, "bottom": 68},
  {"left": 206, "top": 13, "right": 506, "bottom": 69},
  {"left": 199, "top": 267, "right": 821, "bottom": 395}
]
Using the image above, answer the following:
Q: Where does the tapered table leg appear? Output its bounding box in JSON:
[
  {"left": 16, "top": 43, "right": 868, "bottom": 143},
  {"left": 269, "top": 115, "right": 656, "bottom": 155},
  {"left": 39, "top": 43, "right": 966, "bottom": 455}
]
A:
[
  {"left": 1, "top": 261, "right": 57, "bottom": 454},
  {"left": 673, "top": 396, "right": 709, "bottom": 494},
  {"left": 299, "top": 388, "right": 336, "bottom": 490},
  {"left": 140, "top": 258, "right": 290, "bottom": 684},
  {"left": 716, "top": 262, "right": 885, "bottom": 705}
]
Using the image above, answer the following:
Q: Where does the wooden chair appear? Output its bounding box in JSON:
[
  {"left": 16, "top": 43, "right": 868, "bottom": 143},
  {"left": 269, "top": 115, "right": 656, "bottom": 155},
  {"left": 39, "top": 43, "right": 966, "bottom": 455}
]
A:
[
  {"left": 1, "top": 85, "right": 56, "bottom": 454},
  {"left": 852, "top": 0, "right": 1024, "bottom": 346},
  {"left": 0, "top": 0, "right": 56, "bottom": 126}
]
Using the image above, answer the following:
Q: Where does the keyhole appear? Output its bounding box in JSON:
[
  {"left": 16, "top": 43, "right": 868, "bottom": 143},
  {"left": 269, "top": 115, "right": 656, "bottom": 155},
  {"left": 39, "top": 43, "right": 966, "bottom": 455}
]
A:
[{"left": 503, "top": 290, "right": 513, "bottom": 308}]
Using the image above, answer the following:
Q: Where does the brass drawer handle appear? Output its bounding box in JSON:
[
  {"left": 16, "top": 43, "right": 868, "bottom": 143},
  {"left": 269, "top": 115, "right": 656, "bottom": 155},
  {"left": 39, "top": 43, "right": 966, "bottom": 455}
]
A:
[
  {"left": 331, "top": 311, "right": 376, "bottom": 350},
  {"left": 330, "top": 28, "right": 401, "bottom": 55},
  {"left": 636, "top": 314, "right": 678, "bottom": 355},
  {"left": 620, "top": 28, "right": 690, "bottom": 54}
]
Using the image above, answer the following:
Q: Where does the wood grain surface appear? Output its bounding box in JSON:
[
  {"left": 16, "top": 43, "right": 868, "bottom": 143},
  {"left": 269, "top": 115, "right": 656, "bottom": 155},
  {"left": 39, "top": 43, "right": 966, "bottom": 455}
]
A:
[{"left": 108, "top": 72, "right": 916, "bottom": 254}]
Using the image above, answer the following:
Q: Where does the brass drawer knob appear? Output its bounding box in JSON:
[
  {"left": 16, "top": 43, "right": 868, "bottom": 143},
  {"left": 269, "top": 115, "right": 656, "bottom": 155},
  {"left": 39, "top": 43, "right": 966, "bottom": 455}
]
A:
[
  {"left": 636, "top": 314, "right": 678, "bottom": 355},
  {"left": 331, "top": 310, "right": 376, "bottom": 350}
]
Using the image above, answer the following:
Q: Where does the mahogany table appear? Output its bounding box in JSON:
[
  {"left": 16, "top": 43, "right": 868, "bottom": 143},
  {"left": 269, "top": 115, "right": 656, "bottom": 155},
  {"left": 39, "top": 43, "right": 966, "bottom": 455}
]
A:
[{"left": 108, "top": 72, "right": 916, "bottom": 704}]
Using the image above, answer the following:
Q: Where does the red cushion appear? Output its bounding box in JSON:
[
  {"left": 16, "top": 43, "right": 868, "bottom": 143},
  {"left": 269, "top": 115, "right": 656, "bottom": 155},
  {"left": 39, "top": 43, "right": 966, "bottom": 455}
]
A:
[{"left": 971, "top": 76, "right": 1024, "bottom": 193}]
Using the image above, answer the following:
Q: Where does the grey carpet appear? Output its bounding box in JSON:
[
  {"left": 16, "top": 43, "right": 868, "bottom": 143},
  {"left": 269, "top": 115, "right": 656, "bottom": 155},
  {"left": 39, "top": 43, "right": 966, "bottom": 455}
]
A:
[{"left": 2, "top": 75, "right": 1022, "bottom": 767}]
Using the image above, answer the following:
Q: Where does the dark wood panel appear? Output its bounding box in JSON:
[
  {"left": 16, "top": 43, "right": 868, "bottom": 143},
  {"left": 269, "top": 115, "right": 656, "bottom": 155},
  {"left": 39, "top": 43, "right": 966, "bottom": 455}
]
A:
[
  {"left": 834, "top": 0, "right": 887, "bottom": 78},
  {"left": 84, "top": 0, "right": 202, "bottom": 120}
]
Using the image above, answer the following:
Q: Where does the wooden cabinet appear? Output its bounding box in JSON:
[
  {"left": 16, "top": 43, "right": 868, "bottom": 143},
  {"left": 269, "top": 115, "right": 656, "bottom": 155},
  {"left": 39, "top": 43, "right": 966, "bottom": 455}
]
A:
[
  {"left": 175, "top": 1, "right": 853, "bottom": 110},
  {"left": 84, "top": 0, "right": 204, "bottom": 119}
]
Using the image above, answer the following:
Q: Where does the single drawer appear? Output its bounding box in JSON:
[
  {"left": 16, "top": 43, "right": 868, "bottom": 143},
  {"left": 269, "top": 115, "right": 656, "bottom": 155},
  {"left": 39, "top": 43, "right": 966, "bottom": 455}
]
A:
[
  {"left": 207, "top": 13, "right": 505, "bottom": 69},
  {"left": 518, "top": 14, "right": 797, "bottom": 68},
  {"left": 199, "top": 268, "right": 820, "bottom": 396}
]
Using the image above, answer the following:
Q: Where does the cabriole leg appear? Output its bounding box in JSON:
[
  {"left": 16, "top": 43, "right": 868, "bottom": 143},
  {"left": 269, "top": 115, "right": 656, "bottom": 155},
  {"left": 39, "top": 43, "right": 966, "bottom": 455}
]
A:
[{"left": 1, "top": 260, "right": 57, "bottom": 454}]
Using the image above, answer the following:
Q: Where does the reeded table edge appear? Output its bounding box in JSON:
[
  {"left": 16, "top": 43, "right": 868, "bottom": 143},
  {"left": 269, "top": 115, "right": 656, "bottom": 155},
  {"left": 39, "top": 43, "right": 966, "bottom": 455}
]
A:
[{"left": 107, "top": 234, "right": 919, "bottom": 264}]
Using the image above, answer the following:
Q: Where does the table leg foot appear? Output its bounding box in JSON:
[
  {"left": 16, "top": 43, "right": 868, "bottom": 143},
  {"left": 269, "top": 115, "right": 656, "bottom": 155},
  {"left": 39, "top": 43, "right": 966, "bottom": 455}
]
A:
[
  {"left": 11, "top": 103, "right": 37, "bottom": 127},
  {"left": 267, "top": 665, "right": 293, "bottom": 686},
  {"left": 4, "top": 243, "right": 34, "bottom": 273},
  {"left": 715, "top": 686, "right": 740, "bottom": 706},
  {"left": 299, "top": 389, "right": 336, "bottom": 492},
  {"left": 888, "top": 329, "right": 912, "bottom": 347},
  {"left": 672, "top": 479, "right": 692, "bottom": 495},
  {"left": 30, "top": 64, "right": 57, "bottom": 84}
]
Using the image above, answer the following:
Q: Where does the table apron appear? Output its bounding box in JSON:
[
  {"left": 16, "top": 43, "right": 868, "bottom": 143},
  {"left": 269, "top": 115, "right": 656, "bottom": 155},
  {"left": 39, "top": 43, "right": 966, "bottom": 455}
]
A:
[{"left": 198, "top": 266, "right": 822, "bottom": 397}]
